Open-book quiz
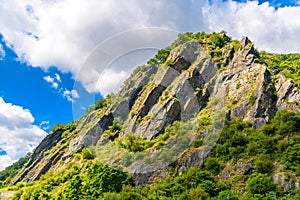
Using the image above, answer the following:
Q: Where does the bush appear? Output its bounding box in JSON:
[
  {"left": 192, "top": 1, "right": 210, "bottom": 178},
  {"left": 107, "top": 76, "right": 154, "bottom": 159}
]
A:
[
  {"left": 189, "top": 187, "right": 209, "bottom": 200},
  {"left": 259, "top": 51, "right": 300, "bottom": 87},
  {"left": 211, "top": 34, "right": 227, "bottom": 48},
  {"left": 81, "top": 148, "right": 94, "bottom": 160},
  {"left": 218, "top": 190, "right": 239, "bottom": 200},
  {"left": 204, "top": 157, "right": 222, "bottom": 175},
  {"left": 147, "top": 49, "right": 170, "bottom": 65},
  {"left": 249, "top": 94, "right": 257, "bottom": 106},
  {"left": 95, "top": 98, "right": 108, "bottom": 110},
  {"left": 282, "top": 143, "right": 300, "bottom": 175},
  {"left": 246, "top": 173, "right": 277, "bottom": 195},
  {"left": 254, "top": 154, "right": 273, "bottom": 174}
]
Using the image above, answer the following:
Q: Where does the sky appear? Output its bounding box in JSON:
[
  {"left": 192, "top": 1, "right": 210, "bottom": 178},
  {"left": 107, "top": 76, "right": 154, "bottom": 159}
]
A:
[{"left": 0, "top": 0, "right": 300, "bottom": 170}]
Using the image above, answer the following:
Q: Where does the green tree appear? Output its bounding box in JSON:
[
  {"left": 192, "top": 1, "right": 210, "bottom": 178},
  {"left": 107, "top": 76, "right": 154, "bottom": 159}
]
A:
[
  {"left": 65, "top": 175, "right": 83, "bottom": 200},
  {"left": 81, "top": 148, "right": 94, "bottom": 160},
  {"left": 204, "top": 157, "right": 222, "bottom": 175},
  {"left": 246, "top": 173, "right": 277, "bottom": 195},
  {"left": 254, "top": 154, "right": 273, "bottom": 174}
]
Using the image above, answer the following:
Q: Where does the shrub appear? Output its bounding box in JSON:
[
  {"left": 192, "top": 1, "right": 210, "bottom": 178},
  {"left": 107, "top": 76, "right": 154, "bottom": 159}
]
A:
[
  {"left": 249, "top": 94, "right": 257, "bottom": 106},
  {"left": 204, "top": 157, "right": 222, "bottom": 175},
  {"left": 81, "top": 148, "right": 94, "bottom": 160},
  {"left": 254, "top": 154, "right": 273, "bottom": 174},
  {"left": 246, "top": 173, "right": 277, "bottom": 195}
]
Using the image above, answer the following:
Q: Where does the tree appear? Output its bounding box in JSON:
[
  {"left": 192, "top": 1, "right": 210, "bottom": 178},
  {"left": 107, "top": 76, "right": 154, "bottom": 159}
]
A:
[
  {"left": 65, "top": 175, "right": 83, "bottom": 200},
  {"left": 246, "top": 173, "right": 277, "bottom": 195},
  {"left": 204, "top": 157, "right": 222, "bottom": 175},
  {"left": 254, "top": 154, "right": 273, "bottom": 174}
]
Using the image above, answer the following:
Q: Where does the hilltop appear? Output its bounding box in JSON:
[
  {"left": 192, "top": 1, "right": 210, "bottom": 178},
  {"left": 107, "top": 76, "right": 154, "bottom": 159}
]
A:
[{"left": 0, "top": 32, "right": 300, "bottom": 199}]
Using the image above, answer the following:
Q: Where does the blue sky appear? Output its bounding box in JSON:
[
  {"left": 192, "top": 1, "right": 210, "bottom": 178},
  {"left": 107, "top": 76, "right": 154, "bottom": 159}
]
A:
[
  {"left": 0, "top": 0, "right": 300, "bottom": 169},
  {"left": 0, "top": 38, "right": 75, "bottom": 128}
]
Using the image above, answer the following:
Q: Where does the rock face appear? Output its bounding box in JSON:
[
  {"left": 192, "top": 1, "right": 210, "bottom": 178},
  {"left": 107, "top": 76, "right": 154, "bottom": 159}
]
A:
[
  {"left": 275, "top": 74, "right": 300, "bottom": 112},
  {"left": 11, "top": 36, "right": 300, "bottom": 187},
  {"left": 273, "top": 172, "right": 300, "bottom": 193},
  {"left": 12, "top": 128, "right": 65, "bottom": 184},
  {"left": 214, "top": 37, "right": 277, "bottom": 128}
]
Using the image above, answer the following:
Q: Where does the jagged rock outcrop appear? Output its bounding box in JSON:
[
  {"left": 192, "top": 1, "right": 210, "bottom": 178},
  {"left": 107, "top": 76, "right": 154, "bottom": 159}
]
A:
[
  {"left": 214, "top": 37, "right": 277, "bottom": 128},
  {"left": 275, "top": 74, "right": 300, "bottom": 112},
  {"left": 11, "top": 35, "right": 300, "bottom": 188},
  {"left": 273, "top": 172, "right": 300, "bottom": 193},
  {"left": 12, "top": 128, "right": 65, "bottom": 184},
  {"left": 221, "top": 158, "right": 255, "bottom": 181},
  {"left": 68, "top": 113, "right": 113, "bottom": 152},
  {"left": 111, "top": 64, "right": 158, "bottom": 119},
  {"left": 126, "top": 38, "right": 300, "bottom": 185}
]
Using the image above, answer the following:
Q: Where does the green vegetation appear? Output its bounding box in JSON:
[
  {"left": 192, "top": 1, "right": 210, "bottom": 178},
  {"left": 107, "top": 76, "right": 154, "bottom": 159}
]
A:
[
  {"left": 103, "top": 117, "right": 123, "bottom": 141},
  {"left": 2, "top": 110, "right": 299, "bottom": 199},
  {"left": 114, "top": 121, "right": 180, "bottom": 152},
  {"left": 8, "top": 161, "right": 132, "bottom": 200},
  {"left": 259, "top": 51, "right": 300, "bottom": 87},
  {"left": 1, "top": 32, "right": 300, "bottom": 199},
  {"left": 246, "top": 173, "right": 277, "bottom": 196},
  {"left": 0, "top": 153, "right": 31, "bottom": 188},
  {"left": 254, "top": 154, "right": 273, "bottom": 175},
  {"left": 249, "top": 94, "right": 258, "bottom": 106},
  {"left": 94, "top": 98, "right": 109, "bottom": 110},
  {"left": 115, "top": 133, "right": 149, "bottom": 152},
  {"left": 147, "top": 49, "right": 171, "bottom": 65},
  {"left": 51, "top": 121, "right": 77, "bottom": 138},
  {"left": 169, "top": 31, "right": 237, "bottom": 65}
]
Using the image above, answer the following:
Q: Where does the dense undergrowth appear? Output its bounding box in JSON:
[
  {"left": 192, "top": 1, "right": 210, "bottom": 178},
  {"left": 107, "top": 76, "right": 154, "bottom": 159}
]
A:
[
  {"left": 0, "top": 32, "right": 300, "bottom": 199},
  {"left": 0, "top": 110, "right": 298, "bottom": 199},
  {"left": 259, "top": 51, "right": 300, "bottom": 87},
  {"left": 0, "top": 154, "right": 31, "bottom": 188}
]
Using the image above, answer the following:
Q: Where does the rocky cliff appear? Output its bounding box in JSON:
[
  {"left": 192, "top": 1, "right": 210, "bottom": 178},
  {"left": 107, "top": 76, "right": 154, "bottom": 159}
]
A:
[{"left": 11, "top": 32, "right": 300, "bottom": 189}]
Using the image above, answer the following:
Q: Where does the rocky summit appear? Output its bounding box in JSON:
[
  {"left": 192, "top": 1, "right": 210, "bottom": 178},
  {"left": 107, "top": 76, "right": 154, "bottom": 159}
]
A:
[{"left": 1, "top": 32, "right": 300, "bottom": 199}]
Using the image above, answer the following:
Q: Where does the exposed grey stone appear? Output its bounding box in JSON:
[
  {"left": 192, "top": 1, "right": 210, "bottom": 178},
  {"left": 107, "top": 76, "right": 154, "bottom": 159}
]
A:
[
  {"left": 11, "top": 37, "right": 300, "bottom": 190},
  {"left": 275, "top": 74, "right": 300, "bottom": 112}
]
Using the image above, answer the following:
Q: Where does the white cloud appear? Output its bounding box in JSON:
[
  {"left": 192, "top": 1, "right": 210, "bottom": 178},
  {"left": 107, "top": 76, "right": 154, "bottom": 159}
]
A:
[
  {"left": 52, "top": 82, "right": 58, "bottom": 89},
  {"left": 63, "top": 89, "right": 79, "bottom": 102},
  {"left": 0, "top": 43, "right": 5, "bottom": 60},
  {"left": 43, "top": 75, "right": 54, "bottom": 83},
  {"left": 0, "top": 155, "right": 14, "bottom": 171},
  {"left": 43, "top": 73, "right": 62, "bottom": 89},
  {"left": 204, "top": 0, "right": 300, "bottom": 53},
  {"left": 1, "top": 0, "right": 300, "bottom": 97},
  {"left": 71, "top": 90, "right": 79, "bottom": 99},
  {"left": 0, "top": 0, "right": 205, "bottom": 96},
  {"left": 39, "top": 120, "right": 50, "bottom": 131},
  {"left": 44, "top": 73, "right": 80, "bottom": 101},
  {"left": 0, "top": 97, "right": 46, "bottom": 170},
  {"left": 43, "top": 75, "right": 59, "bottom": 89}
]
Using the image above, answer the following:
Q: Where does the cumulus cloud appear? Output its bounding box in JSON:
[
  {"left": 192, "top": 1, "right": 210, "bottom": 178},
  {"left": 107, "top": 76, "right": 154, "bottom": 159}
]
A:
[
  {"left": 39, "top": 120, "right": 50, "bottom": 131},
  {"left": 0, "top": 97, "right": 46, "bottom": 170},
  {"left": 43, "top": 75, "right": 59, "bottom": 89},
  {"left": 63, "top": 89, "right": 79, "bottom": 102},
  {"left": 1, "top": 0, "right": 300, "bottom": 96},
  {"left": 43, "top": 73, "right": 80, "bottom": 102},
  {"left": 0, "top": 155, "right": 13, "bottom": 171},
  {"left": 205, "top": 0, "right": 300, "bottom": 53},
  {"left": 0, "top": 0, "right": 205, "bottom": 96},
  {"left": 43, "top": 73, "right": 61, "bottom": 90}
]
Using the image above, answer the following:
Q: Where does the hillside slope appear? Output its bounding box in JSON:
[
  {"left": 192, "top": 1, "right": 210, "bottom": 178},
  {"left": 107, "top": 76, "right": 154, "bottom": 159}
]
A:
[{"left": 1, "top": 32, "right": 300, "bottom": 199}]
